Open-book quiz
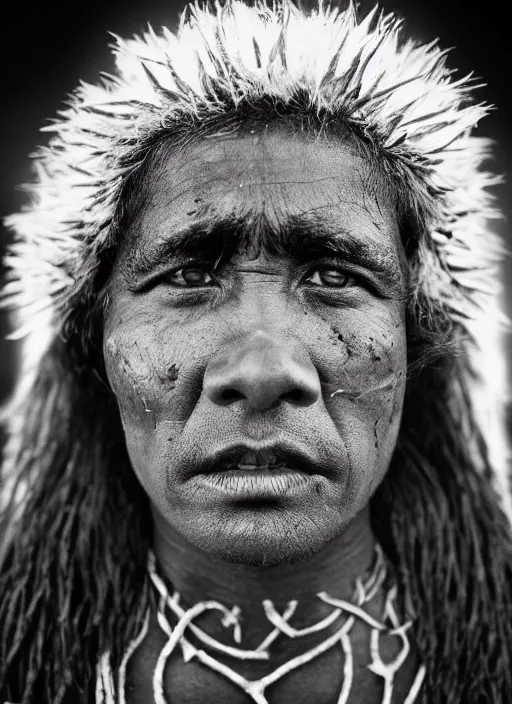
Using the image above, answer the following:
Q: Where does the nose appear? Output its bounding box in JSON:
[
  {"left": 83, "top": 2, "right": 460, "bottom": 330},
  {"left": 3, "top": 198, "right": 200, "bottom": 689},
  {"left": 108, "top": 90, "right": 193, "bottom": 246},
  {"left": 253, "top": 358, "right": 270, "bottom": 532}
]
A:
[{"left": 203, "top": 331, "right": 321, "bottom": 411}]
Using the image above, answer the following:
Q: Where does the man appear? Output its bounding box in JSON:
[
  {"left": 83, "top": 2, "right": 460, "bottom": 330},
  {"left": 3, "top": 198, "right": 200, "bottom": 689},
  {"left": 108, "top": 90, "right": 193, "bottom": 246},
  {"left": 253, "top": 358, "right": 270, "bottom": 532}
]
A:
[{"left": 1, "top": 1, "right": 511, "bottom": 702}]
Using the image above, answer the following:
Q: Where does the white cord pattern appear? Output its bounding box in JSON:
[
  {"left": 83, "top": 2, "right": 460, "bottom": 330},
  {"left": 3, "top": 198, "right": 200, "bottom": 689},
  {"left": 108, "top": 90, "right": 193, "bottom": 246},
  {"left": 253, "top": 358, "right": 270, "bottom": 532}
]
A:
[{"left": 95, "top": 545, "right": 426, "bottom": 703}]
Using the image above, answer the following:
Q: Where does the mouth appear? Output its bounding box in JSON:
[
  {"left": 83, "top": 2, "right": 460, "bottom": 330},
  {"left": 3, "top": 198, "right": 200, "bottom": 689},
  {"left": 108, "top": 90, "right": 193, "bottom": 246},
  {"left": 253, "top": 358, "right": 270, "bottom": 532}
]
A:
[
  {"left": 190, "top": 443, "right": 323, "bottom": 501},
  {"left": 237, "top": 448, "right": 288, "bottom": 471},
  {"left": 198, "top": 444, "right": 316, "bottom": 475}
]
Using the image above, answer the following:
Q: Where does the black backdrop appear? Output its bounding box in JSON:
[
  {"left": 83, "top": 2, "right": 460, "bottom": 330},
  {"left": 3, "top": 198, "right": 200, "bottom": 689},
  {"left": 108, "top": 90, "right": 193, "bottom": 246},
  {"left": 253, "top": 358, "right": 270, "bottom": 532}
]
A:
[{"left": 1, "top": 0, "right": 511, "bottom": 407}]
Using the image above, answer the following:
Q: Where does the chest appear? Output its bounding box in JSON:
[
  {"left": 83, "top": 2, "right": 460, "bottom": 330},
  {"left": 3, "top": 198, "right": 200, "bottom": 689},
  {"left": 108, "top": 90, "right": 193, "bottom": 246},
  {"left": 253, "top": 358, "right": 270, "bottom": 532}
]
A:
[{"left": 123, "top": 615, "right": 421, "bottom": 704}]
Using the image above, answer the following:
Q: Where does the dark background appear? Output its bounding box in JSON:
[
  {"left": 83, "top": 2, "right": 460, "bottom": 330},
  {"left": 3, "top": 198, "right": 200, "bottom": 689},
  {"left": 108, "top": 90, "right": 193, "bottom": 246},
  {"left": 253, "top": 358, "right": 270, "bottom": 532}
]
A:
[{"left": 1, "top": 0, "right": 511, "bottom": 408}]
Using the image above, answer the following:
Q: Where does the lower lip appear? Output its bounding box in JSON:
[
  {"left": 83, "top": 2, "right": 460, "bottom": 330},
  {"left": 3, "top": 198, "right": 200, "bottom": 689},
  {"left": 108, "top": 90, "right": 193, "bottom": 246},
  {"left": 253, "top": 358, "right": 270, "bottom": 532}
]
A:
[{"left": 196, "top": 467, "right": 314, "bottom": 500}]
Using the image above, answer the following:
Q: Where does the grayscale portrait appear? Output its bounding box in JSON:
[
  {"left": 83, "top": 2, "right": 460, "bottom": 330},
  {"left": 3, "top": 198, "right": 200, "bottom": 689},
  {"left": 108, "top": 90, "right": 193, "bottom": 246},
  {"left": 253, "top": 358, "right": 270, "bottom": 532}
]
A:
[{"left": 1, "top": 1, "right": 511, "bottom": 702}]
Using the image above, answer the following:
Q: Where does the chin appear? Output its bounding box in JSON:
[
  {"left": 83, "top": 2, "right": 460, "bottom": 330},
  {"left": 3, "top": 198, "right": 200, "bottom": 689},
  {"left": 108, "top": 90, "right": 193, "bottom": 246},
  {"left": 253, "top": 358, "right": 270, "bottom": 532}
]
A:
[{"left": 188, "top": 506, "right": 342, "bottom": 567}]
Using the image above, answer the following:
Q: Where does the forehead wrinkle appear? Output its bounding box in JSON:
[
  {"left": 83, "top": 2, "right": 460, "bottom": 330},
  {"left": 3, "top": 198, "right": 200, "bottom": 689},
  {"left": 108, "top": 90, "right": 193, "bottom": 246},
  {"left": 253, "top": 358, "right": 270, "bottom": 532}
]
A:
[
  {"left": 152, "top": 132, "right": 379, "bottom": 211},
  {"left": 127, "top": 126, "right": 393, "bottom": 238},
  {"left": 149, "top": 173, "right": 217, "bottom": 215},
  {"left": 205, "top": 169, "right": 392, "bottom": 242}
]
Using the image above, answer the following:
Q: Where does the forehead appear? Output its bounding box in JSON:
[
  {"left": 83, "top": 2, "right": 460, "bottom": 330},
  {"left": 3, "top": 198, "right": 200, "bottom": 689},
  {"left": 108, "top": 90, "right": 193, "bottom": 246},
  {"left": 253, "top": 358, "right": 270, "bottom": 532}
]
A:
[{"left": 121, "top": 125, "right": 405, "bottom": 272}]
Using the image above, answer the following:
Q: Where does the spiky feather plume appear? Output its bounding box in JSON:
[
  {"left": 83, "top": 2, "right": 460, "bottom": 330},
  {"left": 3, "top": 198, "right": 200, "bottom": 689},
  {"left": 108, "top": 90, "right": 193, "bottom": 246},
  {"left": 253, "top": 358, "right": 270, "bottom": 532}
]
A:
[{"left": 1, "top": 1, "right": 512, "bottom": 701}]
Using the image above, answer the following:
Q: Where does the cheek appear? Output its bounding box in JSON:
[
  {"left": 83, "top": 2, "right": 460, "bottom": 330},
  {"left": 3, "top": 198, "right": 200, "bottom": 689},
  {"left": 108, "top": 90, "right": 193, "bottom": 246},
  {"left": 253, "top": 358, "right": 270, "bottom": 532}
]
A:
[
  {"left": 102, "top": 300, "right": 222, "bottom": 435},
  {"left": 102, "top": 308, "right": 197, "bottom": 483},
  {"left": 316, "top": 308, "right": 407, "bottom": 485},
  {"left": 319, "top": 307, "right": 406, "bottom": 394},
  {"left": 103, "top": 309, "right": 185, "bottom": 425},
  {"left": 104, "top": 334, "right": 154, "bottom": 414}
]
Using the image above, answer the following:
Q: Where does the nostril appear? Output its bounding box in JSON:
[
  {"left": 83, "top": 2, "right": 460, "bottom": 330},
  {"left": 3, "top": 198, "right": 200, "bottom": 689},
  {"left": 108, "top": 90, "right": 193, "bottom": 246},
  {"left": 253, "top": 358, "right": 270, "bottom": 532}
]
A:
[
  {"left": 220, "top": 388, "right": 245, "bottom": 403},
  {"left": 282, "top": 386, "right": 318, "bottom": 407},
  {"left": 282, "top": 389, "right": 303, "bottom": 403}
]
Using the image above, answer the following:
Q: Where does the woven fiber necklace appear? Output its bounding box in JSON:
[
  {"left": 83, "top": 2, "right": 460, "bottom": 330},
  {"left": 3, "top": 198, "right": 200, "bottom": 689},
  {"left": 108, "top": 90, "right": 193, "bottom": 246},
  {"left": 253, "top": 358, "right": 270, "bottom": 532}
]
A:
[{"left": 95, "top": 545, "right": 426, "bottom": 704}]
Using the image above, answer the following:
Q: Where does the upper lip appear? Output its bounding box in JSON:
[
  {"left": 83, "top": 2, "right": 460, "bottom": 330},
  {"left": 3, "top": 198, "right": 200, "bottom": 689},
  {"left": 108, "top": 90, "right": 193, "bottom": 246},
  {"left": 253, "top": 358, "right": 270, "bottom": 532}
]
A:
[{"left": 196, "top": 442, "right": 319, "bottom": 476}]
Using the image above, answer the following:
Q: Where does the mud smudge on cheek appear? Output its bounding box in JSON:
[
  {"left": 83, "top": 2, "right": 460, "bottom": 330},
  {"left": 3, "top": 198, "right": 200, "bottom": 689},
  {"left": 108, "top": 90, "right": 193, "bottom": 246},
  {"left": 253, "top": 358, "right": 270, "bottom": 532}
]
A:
[
  {"left": 366, "top": 336, "right": 382, "bottom": 363},
  {"left": 106, "top": 335, "right": 182, "bottom": 401},
  {"left": 156, "top": 363, "right": 179, "bottom": 390},
  {"left": 329, "top": 326, "right": 352, "bottom": 360},
  {"left": 104, "top": 338, "right": 159, "bottom": 429},
  {"left": 327, "top": 323, "right": 405, "bottom": 401}
]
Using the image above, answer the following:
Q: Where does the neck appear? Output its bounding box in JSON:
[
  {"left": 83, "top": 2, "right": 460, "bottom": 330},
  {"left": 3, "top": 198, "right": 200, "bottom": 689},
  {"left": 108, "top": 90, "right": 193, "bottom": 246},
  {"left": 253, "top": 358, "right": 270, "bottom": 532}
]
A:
[
  {"left": 126, "top": 509, "right": 423, "bottom": 704},
  {"left": 151, "top": 505, "right": 378, "bottom": 646}
]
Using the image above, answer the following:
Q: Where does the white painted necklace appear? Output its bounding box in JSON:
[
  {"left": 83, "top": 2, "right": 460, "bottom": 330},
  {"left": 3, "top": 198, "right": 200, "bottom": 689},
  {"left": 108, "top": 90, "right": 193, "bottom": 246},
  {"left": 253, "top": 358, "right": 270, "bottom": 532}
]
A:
[{"left": 95, "top": 545, "right": 426, "bottom": 704}]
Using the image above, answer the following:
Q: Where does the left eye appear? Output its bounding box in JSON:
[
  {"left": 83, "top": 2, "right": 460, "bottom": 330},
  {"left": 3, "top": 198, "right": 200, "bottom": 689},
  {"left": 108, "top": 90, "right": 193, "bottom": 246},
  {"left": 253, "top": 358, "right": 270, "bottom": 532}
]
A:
[
  {"left": 306, "top": 268, "right": 354, "bottom": 288},
  {"left": 164, "top": 266, "right": 215, "bottom": 287}
]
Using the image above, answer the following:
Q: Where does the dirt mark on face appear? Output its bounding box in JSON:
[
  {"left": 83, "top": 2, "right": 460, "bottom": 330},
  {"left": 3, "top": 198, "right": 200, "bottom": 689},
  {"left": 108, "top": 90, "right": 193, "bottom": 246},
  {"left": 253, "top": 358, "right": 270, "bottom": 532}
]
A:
[
  {"left": 329, "top": 326, "right": 353, "bottom": 360},
  {"left": 105, "top": 339, "right": 149, "bottom": 407},
  {"left": 325, "top": 320, "right": 406, "bottom": 441},
  {"left": 157, "top": 364, "right": 179, "bottom": 390}
]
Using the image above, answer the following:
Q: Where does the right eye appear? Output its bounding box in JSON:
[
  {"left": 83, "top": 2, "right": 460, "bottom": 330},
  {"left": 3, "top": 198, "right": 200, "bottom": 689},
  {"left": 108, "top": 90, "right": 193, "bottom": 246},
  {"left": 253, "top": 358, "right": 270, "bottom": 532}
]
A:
[{"left": 162, "top": 265, "right": 216, "bottom": 288}]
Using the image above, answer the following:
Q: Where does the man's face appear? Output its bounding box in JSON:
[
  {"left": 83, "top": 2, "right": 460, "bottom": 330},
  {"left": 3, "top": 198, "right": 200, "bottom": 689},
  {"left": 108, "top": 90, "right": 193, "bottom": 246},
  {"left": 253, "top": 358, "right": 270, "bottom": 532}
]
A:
[{"left": 103, "top": 126, "right": 408, "bottom": 566}]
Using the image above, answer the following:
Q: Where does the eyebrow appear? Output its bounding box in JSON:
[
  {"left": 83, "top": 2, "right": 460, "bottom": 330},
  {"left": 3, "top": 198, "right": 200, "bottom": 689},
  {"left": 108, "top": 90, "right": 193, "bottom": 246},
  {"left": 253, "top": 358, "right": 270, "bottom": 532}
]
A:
[{"left": 124, "top": 212, "right": 405, "bottom": 292}]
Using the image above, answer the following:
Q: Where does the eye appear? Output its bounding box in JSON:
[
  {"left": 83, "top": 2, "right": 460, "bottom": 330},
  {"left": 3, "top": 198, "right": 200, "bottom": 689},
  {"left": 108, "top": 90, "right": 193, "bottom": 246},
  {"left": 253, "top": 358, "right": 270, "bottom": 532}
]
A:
[
  {"left": 163, "top": 265, "right": 215, "bottom": 288},
  {"left": 305, "top": 266, "right": 355, "bottom": 288}
]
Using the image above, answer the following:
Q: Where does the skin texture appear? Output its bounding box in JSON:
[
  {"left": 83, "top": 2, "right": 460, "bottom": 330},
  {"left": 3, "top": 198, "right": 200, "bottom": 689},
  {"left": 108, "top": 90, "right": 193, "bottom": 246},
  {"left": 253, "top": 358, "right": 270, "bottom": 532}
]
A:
[{"left": 103, "top": 125, "right": 413, "bottom": 702}]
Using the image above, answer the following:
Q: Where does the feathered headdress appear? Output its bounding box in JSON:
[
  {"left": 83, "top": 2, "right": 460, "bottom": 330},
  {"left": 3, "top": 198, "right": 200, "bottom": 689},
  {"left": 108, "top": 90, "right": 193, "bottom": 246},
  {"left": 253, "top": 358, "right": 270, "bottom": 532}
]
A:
[{"left": 1, "top": 1, "right": 512, "bottom": 700}]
